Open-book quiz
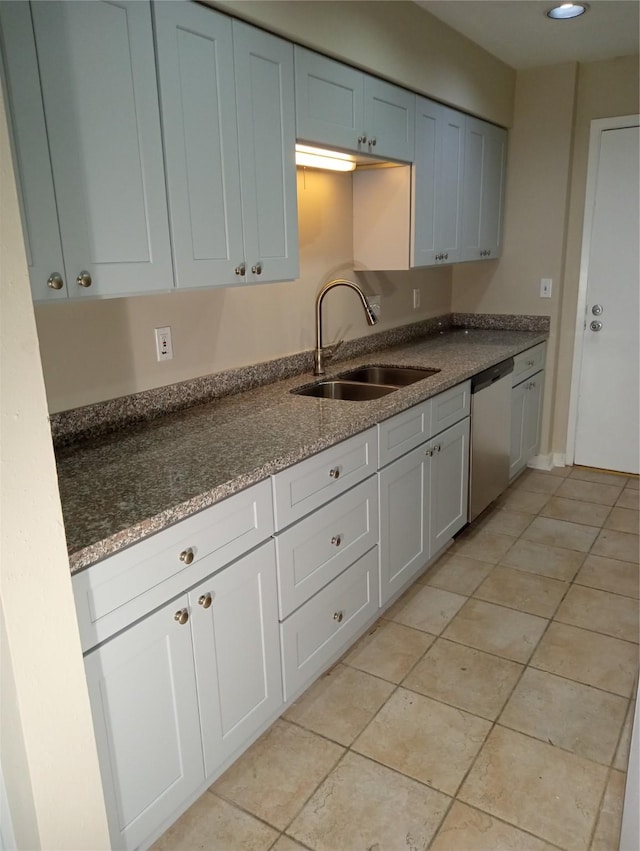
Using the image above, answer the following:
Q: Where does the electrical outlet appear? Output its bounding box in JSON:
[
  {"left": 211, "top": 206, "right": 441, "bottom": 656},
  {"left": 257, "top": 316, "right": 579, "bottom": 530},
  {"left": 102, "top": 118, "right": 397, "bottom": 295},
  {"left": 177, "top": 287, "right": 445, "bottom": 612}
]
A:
[
  {"left": 155, "top": 326, "right": 173, "bottom": 361},
  {"left": 368, "top": 295, "right": 381, "bottom": 319},
  {"left": 412, "top": 288, "right": 421, "bottom": 309},
  {"left": 540, "top": 278, "right": 552, "bottom": 298}
]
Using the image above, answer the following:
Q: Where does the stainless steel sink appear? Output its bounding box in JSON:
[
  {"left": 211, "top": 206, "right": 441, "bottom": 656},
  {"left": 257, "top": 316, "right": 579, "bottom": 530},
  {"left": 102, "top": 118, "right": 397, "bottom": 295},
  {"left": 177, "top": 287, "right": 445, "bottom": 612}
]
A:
[
  {"left": 337, "top": 365, "right": 440, "bottom": 385},
  {"left": 292, "top": 380, "right": 397, "bottom": 401}
]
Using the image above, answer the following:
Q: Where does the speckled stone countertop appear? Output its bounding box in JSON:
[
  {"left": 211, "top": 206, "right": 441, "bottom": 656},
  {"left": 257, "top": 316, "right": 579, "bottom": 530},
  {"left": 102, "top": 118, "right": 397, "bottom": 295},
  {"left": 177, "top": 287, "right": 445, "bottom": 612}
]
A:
[{"left": 55, "top": 317, "right": 549, "bottom": 574}]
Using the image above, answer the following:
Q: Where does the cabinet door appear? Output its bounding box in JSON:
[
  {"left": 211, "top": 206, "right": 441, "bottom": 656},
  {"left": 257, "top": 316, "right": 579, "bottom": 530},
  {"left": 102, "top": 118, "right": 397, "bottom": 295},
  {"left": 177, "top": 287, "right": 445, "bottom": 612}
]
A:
[
  {"left": 364, "top": 75, "right": 415, "bottom": 162},
  {"left": 153, "top": 1, "right": 244, "bottom": 289},
  {"left": 85, "top": 596, "right": 203, "bottom": 851},
  {"left": 234, "top": 22, "right": 299, "bottom": 284},
  {"left": 509, "top": 380, "right": 528, "bottom": 480},
  {"left": 522, "top": 371, "right": 544, "bottom": 465},
  {"left": 189, "top": 541, "right": 282, "bottom": 778},
  {"left": 31, "top": 0, "right": 173, "bottom": 297},
  {"left": 461, "top": 117, "right": 507, "bottom": 261},
  {"left": 412, "top": 98, "right": 464, "bottom": 266},
  {"left": 0, "top": 2, "right": 67, "bottom": 301},
  {"left": 378, "top": 444, "right": 428, "bottom": 606},
  {"left": 429, "top": 417, "right": 470, "bottom": 557},
  {"left": 294, "top": 46, "right": 364, "bottom": 151}
]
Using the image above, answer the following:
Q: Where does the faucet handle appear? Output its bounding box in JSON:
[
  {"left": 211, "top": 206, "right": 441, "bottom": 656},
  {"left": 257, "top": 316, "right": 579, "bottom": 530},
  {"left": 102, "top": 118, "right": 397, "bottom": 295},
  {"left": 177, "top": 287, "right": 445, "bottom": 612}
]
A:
[{"left": 324, "top": 339, "right": 344, "bottom": 360}]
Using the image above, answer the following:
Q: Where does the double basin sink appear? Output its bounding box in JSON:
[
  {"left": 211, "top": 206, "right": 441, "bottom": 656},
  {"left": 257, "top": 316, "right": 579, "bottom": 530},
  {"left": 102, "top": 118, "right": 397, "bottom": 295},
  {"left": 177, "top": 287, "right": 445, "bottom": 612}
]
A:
[{"left": 293, "top": 365, "right": 441, "bottom": 401}]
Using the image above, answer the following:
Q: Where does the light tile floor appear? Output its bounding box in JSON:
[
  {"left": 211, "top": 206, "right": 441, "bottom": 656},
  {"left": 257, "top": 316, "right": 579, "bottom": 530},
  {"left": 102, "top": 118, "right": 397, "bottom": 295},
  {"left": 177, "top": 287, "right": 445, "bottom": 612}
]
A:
[{"left": 152, "top": 466, "right": 639, "bottom": 851}]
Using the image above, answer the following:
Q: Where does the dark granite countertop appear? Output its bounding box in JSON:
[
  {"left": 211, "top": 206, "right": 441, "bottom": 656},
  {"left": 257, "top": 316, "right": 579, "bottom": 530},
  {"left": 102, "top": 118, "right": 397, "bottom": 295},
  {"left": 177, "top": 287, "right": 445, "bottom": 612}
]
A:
[{"left": 55, "top": 318, "right": 548, "bottom": 574}]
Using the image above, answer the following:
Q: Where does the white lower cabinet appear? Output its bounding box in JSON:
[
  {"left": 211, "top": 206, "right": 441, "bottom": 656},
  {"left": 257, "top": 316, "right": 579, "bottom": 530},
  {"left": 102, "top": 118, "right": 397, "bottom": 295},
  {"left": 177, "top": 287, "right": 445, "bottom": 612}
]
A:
[
  {"left": 510, "top": 371, "right": 545, "bottom": 480},
  {"left": 378, "top": 384, "right": 470, "bottom": 606},
  {"left": 84, "top": 540, "right": 281, "bottom": 851}
]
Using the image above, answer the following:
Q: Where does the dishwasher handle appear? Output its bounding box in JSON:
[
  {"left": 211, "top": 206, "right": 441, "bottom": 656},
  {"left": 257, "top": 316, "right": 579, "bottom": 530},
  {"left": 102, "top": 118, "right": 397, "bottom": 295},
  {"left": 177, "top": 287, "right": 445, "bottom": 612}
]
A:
[{"left": 471, "top": 358, "right": 514, "bottom": 393}]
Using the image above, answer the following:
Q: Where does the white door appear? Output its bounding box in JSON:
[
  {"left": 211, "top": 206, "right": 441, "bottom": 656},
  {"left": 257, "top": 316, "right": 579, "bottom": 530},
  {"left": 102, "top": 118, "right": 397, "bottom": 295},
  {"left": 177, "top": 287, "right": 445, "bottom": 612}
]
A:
[{"left": 573, "top": 121, "right": 640, "bottom": 474}]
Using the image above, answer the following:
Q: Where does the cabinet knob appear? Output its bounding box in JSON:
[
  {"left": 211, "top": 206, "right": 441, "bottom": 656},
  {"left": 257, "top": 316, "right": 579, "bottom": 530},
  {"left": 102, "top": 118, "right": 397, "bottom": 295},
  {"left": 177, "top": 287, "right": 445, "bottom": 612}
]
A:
[
  {"left": 592, "top": 304, "right": 604, "bottom": 316},
  {"left": 76, "top": 270, "right": 92, "bottom": 288},
  {"left": 234, "top": 263, "right": 246, "bottom": 276},
  {"left": 333, "top": 610, "right": 344, "bottom": 623},
  {"left": 369, "top": 136, "right": 376, "bottom": 147},
  {"left": 358, "top": 134, "right": 367, "bottom": 144},
  {"left": 47, "top": 273, "right": 64, "bottom": 290},
  {"left": 331, "top": 534, "right": 342, "bottom": 547},
  {"left": 435, "top": 444, "right": 441, "bottom": 453},
  {"left": 198, "top": 593, "right": 213, "bottom": 609},
  {"left": 329, "top": 467, "right": 341, "bottom": 479},
  {"left": 443, "top": 253, "right": 448, "bottom": 260},
  {"left": 425, "top": 447, "right": 433, "bottom": 456},
  {"left": 251, "top": 262, "right": 262, "bottom": 275},
  {"left": 174, "top": 608, "right": 189, "bottom": 625},
  {"left": 590, "top": 320, "right": 603, "bottom": 332},
  {"left": 179, "top": 547, "right": 194, "bottom": 565}
]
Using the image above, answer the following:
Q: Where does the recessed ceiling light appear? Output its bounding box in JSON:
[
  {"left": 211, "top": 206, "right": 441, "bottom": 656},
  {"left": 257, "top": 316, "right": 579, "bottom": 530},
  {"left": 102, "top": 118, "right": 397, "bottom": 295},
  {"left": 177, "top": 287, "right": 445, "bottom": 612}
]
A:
[{"left": 546, "top": 3, "right": 589, "bottom": 20}]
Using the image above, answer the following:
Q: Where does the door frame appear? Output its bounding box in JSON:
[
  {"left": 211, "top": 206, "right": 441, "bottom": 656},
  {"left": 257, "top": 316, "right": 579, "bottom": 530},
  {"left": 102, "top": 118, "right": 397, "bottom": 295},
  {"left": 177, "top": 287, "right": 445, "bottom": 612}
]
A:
[{"left": 565, "top": 113, "right": 639, "bottom": 466}]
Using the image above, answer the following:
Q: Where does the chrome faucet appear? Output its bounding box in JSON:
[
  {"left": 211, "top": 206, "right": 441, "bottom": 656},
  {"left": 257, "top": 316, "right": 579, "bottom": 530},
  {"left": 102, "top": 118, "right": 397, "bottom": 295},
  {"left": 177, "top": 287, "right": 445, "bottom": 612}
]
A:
[{"left": 314, "top": 279, "right": 378, "bottom": 375}]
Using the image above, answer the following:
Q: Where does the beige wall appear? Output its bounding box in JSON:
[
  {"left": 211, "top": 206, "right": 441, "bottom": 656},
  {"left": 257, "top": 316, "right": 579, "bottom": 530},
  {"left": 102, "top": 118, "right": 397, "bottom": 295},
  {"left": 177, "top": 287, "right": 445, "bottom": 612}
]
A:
[
  {"left": 452, "top": 62, "right": 579, "bottom": 457},
  {"left": 0, "top": 92, "right": 110, "bottom": 849},
  {"left": 452, "top": 55, "right": 639, "bottom": 461},
  {"left": 36, "top": 169, "right": 452, "bottom": 413},
  {"left": 209, "top": 0, "right": 515, "bottom": 127}
]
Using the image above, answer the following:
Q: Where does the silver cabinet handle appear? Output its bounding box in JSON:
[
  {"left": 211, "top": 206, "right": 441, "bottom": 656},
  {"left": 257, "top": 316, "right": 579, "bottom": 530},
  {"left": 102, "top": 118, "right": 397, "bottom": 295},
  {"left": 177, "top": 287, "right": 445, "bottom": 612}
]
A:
[
  {"left": 329, "top": 467, "right": 340, "bottom": 479},
  {"left": 425, "top": 447, "right": 433, "bottom": 456},
  {"left": 592, "top": 304, "right": 604, "bottom": 316},
  {"left": 333, "top": 610, "right": 344, "bottom": 623},
  {"left": 369, "top": 136, "right": 376, "bottom": 147},
  {"left": 331, "top": 535, "right": 342, "bottom": 547},
  {"left": 76, "top": 271, "right": 92, "bottom": 288},
  {"left": 47, "top": 273, "right": 64, "bottom": 290},
  {"left": 234, "top": 263, "right": 246, "bottom": 276},
  {"left": 590, "top": 320, "right": 603, "bottom": 332},
  {"left": 358, "top": 134, "right": 367, "bottom": 144},
  {"left": 198, "top": 593, "right": 213, "bottom": 609},
  {"left": 174, "top": 608, "right": 189, "bottom": 625},
  {"left": 179, "top": 548, "right": 194, "bottom": 565},
  {"left": 251, "top": 263, "right": 262, "bottom": 275}
]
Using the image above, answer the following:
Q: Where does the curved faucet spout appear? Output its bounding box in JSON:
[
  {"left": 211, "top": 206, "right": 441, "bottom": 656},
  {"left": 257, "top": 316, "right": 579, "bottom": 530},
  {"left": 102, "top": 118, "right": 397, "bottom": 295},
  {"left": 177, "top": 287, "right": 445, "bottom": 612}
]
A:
[{"left": 314, "top": 279, "right": 378, "bottom": 376}]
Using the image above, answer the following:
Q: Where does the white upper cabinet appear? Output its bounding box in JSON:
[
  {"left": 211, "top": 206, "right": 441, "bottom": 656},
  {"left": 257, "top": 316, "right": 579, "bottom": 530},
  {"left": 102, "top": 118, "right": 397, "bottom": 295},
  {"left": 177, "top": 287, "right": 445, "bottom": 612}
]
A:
[
  {"left": 461, "top": 116, "right": 507, "bottom": 261},
  {"left": 0, "top": 1, "right": 67, "bottom": 301},
  {"left": 153, "top": 2, "right": 244, "bottom": 289},
  {"left": 154, "top": 4, "right": 298, "bottom": 288},
  {"left": 29, "top": 0, "right": 174, "bottom": 298},
  {"left": 295, "top": 46, "right": 414, "bottom": 162},
  {"left": 412, "top": 97, "right": 465, "bottom": 267},
  {"left": 232, "top": 20, "right": 299, "bottom": 285}
]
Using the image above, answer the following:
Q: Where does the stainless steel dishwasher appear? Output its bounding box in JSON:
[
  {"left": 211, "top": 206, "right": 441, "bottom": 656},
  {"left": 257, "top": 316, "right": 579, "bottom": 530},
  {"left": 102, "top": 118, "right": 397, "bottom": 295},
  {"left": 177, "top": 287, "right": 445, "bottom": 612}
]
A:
[{"left": 468, "top": 357, "right": 514, "bottom": 521}]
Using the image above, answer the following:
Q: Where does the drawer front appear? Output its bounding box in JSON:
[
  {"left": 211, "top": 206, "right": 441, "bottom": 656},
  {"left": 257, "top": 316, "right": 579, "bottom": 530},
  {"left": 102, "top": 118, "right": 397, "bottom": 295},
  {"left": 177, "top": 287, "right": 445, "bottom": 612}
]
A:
[
  {"left": 512, "top": 343, "right": 546, "bottom": 386},
  {"left": 272, "top": 428, "right": 377, "bottom": 530},
  {"left": 280, "top": 546, "right": 379, "bottom": 700},
  {"left": 378, "top": 398, "right": 432, "bottom": 467},
  {"left": 431, "top": 380, "right": 471, "bottom": 436},
  {"left": 275, "top": 477, "right": 378, "bottom": 619},
  {"left": 73, "top": 479, "right": 274, "bottom": 652}
]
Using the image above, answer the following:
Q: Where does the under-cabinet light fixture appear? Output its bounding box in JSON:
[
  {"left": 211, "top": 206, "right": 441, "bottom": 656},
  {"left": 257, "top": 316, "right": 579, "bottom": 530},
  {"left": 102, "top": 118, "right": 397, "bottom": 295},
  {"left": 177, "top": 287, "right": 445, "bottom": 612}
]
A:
[
  {"left": 295, "top": 144, "right": 357, "bottom": 172},
  {"left": 546, "top": 3, "right": 589, "bottom": 19}
]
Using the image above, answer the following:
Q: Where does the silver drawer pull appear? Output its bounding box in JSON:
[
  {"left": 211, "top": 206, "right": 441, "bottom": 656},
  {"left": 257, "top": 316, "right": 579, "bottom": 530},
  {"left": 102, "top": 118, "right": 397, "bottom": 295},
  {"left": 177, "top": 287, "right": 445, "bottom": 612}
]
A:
[
  {"left": 329, "top": 467, "right": 341, "bottom": 479},
  {"left": 251, "top": 262, "right": 262, "bottom": 275},
  {"left": 179, "top": 548, "right": 194, "bottom": 565},
  {"left": 76, "top": 270, "right": 92, "bottom": 288},
  {"left": 425, "top": 447, "right": 433, "bottom": 456},
  {"left": 333, "top": 610, "right": 344, "bottom": 623},
  {"left": 198, "top": 593, "right": 213, "bottom": 609},
  {"left": 331, "top": 535, "right": 342, "bottom": 547},
  {"left": 234, "top": 263, "right": 246, "bottom": 276},
  {"left": 174, "top": 608, "right": 189, "bottom": 625}
]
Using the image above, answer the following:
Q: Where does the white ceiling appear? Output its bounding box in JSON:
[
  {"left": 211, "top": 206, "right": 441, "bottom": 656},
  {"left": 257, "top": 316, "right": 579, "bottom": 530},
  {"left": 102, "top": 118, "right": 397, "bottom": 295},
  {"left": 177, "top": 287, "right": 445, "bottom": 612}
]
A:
[{"left": 414, "top": 0, "right": 640, "bottom": 69}]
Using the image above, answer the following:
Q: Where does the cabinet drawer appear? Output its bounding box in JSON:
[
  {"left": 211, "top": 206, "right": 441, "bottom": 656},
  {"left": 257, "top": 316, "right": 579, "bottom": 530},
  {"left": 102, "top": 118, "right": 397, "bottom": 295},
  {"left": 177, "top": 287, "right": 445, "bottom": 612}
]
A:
[
  {"left": 280, "top": 547, "right": 379, "bottom": 700},
  {"left": 73, "top": 479, "right": 274, "bottom": 652},
  {"left": 512, "top": 343, "right": 546, "bottom": 386},
  {"left": 431, "top": 380, "right": 471, "bottom": 436},
  {"left": 272, "top": 428, "right": 377, "bottom": 529},
  {"left": 275, "top": 477, "right": 378, "bottom": 620},
  {"left": 378, "top": 398, "right": 432, "bottom": 467}
]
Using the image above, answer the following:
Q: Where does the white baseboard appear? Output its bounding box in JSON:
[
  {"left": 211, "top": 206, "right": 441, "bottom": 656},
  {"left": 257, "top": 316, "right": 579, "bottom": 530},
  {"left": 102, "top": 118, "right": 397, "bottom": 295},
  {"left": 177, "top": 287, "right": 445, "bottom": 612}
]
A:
[{"left": 528, "top": 452, "right": 566, "bottom": 471}]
